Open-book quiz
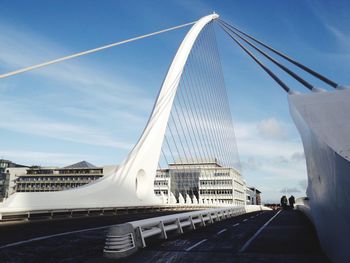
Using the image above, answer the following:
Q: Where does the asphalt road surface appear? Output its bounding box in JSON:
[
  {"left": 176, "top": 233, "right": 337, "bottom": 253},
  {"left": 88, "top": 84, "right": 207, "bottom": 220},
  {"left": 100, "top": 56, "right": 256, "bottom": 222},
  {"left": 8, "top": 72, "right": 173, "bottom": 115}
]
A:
[{"left": 0, "top": 210, "right": 329, "bottom": 263}]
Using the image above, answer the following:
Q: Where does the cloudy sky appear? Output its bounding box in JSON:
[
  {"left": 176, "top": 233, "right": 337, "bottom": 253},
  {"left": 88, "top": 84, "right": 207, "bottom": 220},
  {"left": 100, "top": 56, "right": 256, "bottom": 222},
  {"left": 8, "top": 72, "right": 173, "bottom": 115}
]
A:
[{"left": 1, "top": 0, "right": 349, "bottom": 202}]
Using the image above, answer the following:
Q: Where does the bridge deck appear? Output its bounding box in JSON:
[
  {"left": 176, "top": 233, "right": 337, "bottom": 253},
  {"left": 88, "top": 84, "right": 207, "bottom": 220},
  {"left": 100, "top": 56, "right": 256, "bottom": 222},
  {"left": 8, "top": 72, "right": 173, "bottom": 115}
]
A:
[
  {"left": 0, "top": 210, "right": 329, "bottom": 262},
  {"left": 118, "top": 210, "right": 329, "bottom": 263},
  {"left": 241, "top": 209, "right": 329, "bottom": 262}
]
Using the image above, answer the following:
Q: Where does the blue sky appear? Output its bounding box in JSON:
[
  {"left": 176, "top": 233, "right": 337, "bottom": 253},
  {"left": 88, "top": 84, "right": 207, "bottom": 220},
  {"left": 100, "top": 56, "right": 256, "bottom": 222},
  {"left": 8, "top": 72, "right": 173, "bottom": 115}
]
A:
[{"left": 0, "top": 0, "right": 349, "bottom": 202}]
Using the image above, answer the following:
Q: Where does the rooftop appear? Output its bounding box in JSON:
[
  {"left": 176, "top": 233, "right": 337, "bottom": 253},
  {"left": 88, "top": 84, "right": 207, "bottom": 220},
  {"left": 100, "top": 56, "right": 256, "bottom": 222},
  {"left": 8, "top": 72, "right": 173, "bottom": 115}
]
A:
[
  {"left": 249, "top": 187, "right": 262, "bottom": 194},
  {"left": 169, "top": 158, "right": 223, "bottom": 167},
  {"left": 63, "top": 161, "right": 98, "bottom": 169}
]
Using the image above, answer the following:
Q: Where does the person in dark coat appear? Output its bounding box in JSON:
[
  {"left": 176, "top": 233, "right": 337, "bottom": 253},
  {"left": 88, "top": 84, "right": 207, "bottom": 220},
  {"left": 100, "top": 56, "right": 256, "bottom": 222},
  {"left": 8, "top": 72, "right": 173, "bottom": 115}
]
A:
[
  {"left": 289, "top": 195, "right": 295, "bottom": 209},
  {"left": 280, "top": 195, "right": 288, "bottom": 209}
]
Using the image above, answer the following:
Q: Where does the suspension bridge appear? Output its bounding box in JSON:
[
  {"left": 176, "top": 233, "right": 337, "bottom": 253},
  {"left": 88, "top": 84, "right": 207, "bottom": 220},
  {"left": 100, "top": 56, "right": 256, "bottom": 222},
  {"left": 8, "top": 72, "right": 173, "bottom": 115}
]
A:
[{"left": 0, "top": 13, "right": 349, "bottom": 262}]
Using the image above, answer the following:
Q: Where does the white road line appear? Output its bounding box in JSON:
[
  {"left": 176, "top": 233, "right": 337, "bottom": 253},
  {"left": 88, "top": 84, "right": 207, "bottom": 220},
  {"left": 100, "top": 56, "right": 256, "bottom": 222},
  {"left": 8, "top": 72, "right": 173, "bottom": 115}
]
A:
[
  {"left": 0, "top": 224, "right": 115, "bottom": 250},
  {"left": 217, "top": 228, "right": 227, "bottom": 235},
  {"left": 185, "top": 239, "right": 207, "bottom": 251},
  {"left": 239, "top": 210, "right": 282, "bottom": 253},
  {"left": 233, "top": 223, "right": 239, "bottom": 227},
  {"left": 242, "top": 219, "right": 248, "bottom": 222}
]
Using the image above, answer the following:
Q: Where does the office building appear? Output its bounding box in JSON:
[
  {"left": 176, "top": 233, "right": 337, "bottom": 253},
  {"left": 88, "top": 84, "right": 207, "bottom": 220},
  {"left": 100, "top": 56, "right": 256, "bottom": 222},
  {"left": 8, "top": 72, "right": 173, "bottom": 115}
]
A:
[
  {"left": 14, "top": 161, "right": 108, "bottom": 193},
  {"left": 154, "top": 159, "right": 246, "bottom": 205},
  {"left": 246, "top": 186, "right": 262, "bottom": 205}
]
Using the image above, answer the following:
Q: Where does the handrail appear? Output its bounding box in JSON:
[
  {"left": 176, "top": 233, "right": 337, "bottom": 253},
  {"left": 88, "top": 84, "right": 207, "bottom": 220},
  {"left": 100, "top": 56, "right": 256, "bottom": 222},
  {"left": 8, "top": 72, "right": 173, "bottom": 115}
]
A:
[
  {"left": 103, "top": 205, "right": 271, "bottom": 259},
  {"left": 0, "top": 204, "right": 251, "bottom": 221}
]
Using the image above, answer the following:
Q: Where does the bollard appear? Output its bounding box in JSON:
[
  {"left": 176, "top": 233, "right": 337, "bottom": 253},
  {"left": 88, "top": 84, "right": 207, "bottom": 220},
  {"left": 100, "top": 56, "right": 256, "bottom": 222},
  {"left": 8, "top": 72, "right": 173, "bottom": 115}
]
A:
[{"left": 103, "top": 223, "right": 138, "bottom": 259}]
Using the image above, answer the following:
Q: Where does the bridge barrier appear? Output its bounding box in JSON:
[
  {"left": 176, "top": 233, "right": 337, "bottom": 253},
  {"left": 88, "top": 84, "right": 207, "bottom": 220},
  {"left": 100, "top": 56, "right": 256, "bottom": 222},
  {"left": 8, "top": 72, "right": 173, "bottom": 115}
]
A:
[
  {"left": 103, "top": 205, "right": 271, "bottom": 259},
  {"left": 0, "top": 204, "right": 247, "bottom": 222}
]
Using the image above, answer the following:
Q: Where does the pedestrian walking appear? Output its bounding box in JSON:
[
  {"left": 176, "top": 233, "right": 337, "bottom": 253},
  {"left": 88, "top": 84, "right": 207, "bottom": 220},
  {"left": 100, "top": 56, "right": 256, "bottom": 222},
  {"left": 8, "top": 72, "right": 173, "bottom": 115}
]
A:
[{"left": 289, "top": 195, "right": 295, "bottom": 209}]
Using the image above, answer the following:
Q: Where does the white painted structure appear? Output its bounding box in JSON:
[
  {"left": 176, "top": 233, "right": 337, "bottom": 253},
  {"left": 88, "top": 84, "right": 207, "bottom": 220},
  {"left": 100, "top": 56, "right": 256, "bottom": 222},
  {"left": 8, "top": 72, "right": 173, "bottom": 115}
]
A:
[
  {"left": 0, "top": 14, "right": 219, "bottom": 214},
  {"left": 289, "top": 88, "right": 350, "bottom": 263}
]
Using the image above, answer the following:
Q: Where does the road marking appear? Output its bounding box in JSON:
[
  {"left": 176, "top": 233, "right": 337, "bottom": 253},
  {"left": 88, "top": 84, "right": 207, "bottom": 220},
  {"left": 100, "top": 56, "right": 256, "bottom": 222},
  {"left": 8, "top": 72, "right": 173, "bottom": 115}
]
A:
[
  {"left": 185, "top": 239, "right": 207, "bottom": 251},
  {"left": 239, "top": 210, "right": 282, "bottom": 253},
  {"left": 0, "top": 224, "right": 115, "bottom": 250},
  {"left": 242, "top": 219, "right": 248, "bottom": 222},
  {"left": 233, "top": 223, "right": 239, "bottom": 227},
  {"left": 217, "top": 228, "right": 227, "bottom": 235},
  {"left": 250, "top": 216, "right": 255, "bottom": 219}
]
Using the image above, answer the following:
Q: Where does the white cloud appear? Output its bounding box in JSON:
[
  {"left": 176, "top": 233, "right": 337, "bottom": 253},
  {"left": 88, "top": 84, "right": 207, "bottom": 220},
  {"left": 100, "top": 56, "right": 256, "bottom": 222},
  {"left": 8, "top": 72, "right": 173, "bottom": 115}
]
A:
[
  {"left": 0, "top": 101, "right": 133, "bottom": 150},
  {"left": 1, "top": 119, "right": 131, "bottom": 150},
  {"left": 234, "top": 119, "right": 307, "bottom": 202},
  {"left": 291, "top": 152, "right": 305, "bottom": 162},
  {"left": 261, "top": 162, "right": 306, "bottom": 180},
  {"left": 257, "top": 118, "right": 288, "bottom": 140},
  {"left": 241, "top": 157, "right": 261, "bottom": 171},
  {"left": 235, "top": 119, "right": 300, "bottom": 158}
]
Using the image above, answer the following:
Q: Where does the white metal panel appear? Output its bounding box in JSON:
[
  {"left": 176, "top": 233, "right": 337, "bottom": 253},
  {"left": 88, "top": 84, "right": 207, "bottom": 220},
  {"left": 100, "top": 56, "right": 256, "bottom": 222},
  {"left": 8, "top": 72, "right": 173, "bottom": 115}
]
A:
[{"left": 289, "top": 89, "right": 350, "bottom": 263}]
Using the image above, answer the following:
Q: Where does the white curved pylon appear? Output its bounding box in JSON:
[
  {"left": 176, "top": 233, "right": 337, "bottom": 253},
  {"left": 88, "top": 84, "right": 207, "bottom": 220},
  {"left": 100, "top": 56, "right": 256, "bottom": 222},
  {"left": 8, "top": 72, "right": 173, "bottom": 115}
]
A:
[{"left": 0, "top": 13, "right": 219, "bottom": 213}]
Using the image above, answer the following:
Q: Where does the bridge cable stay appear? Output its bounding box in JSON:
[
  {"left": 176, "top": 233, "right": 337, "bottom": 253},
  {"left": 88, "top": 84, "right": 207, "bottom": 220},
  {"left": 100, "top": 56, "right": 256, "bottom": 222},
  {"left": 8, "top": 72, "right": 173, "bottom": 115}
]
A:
[
  {"left": 218, "top": 22, "right": 291, "bottom": 93},
  {"left": 157, "top": 22, "right": 241, "bottom": 205},
  {"left": 206, "top": 24, "right": 240, "bottom": 171},
  {"left": 0, "top": 21, "right": 196, "bottom": 79},
  {"left": 219, "top": 19, "right": 339, "bottom": 89},
  {"left": 218, "top": 20, "right": 315, "bottom": 91}
]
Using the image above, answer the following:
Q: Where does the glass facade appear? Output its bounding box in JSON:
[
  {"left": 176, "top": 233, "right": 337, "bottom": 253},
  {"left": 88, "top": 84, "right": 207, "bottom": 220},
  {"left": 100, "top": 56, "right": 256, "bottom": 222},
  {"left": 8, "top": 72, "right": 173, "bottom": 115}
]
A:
[{"left": 170, "top": 170, "right": 200, "bottom": 202}]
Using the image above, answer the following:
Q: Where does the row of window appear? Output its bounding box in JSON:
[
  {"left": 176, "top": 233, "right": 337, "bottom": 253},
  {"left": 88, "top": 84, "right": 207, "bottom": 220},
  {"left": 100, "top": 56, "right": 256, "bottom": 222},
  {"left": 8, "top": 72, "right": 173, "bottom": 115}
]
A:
[
  {"left": 18, "top": 176, "right": 101, "bottom": 182},
  {"left": 199, "top": 189, "right": 233, "bottom": 195},
  {"left": 154, "top": 190, "right": 168, "bottom": 195},
  {"left": 17, "top": 181, "right": 93, "bottom": 186},
  {"left": 213, "top": 172, "right": 230, "bottom": 177},
  {"left": 234, "top": 180, "right": 244, "bottom": 187},
  {"left": 27, "top": 169, "right": 103, "bottom": 175},
  {"left": 155, "top": 172, "right": 170, "bottom": 178},
  {"left": 57, "top": 169, "right": 103, "bottom": 174},
  {"left": 17, "top": 183, "right": 85, "bottom": 190},
  {"left": 200, "top": 180, "right": 232, "bottom": 185},
  {"left": 154, "top": 181, "right": 168, "bottom": 186},
  {"left": 27, "top": 170, "right": 54, "bottom": 175}
]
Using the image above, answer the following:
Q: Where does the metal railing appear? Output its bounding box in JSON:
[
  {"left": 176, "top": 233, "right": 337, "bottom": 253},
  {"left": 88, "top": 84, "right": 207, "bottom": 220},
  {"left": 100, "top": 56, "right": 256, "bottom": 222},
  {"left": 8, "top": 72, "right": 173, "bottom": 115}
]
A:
[
  {"left": 103, "top": 205, "right": 270, "bottom": 259},
  {"left": 0, "top": 204, "right": 243, "bottom": 221}
]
